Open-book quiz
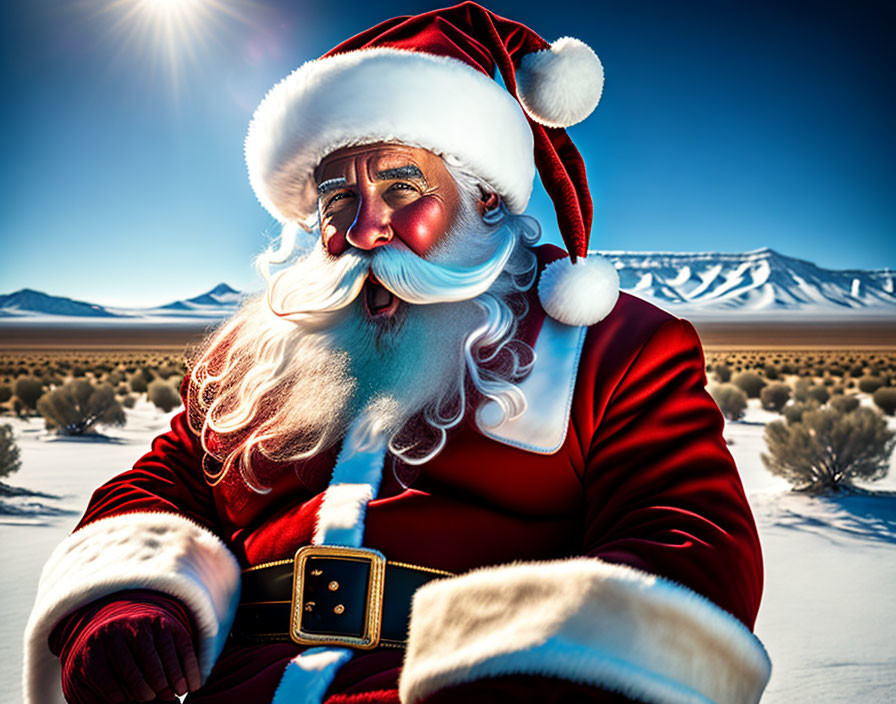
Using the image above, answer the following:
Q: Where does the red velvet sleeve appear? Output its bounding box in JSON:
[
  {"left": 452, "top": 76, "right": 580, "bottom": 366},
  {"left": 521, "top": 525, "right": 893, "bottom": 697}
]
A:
[
  {"left": 582, "top": 317, "right": 763, "bottom": 629},
  {"left": 410, "top": 314, "right": 767, "bottom": 704},
  {"left": 48, "top": 589, "right": 195, "bottom": 660},
  {"left": 75, "top": 408, "right": 219, "bottom": 533},
  {"left": 43, "top": 408, "right": 229, "bottom": 700}
]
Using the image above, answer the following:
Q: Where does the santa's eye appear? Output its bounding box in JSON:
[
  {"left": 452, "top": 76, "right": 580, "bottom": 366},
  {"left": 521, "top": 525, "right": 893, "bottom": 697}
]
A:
[
  {"left": 387, "top": 182, "right": 418, "bottom": 194},
  {"left": 323, "top": 191, "right": 354, "bottom": 209}
]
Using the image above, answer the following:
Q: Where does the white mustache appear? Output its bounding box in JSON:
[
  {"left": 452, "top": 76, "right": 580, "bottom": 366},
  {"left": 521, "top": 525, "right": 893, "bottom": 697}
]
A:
[{"left": 266, "top": 228, "right": 516, "bottom": 320}]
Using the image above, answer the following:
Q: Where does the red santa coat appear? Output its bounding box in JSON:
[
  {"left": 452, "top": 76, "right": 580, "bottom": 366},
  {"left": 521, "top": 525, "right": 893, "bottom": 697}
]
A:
[{"left": 24, "top": 250, "right": 770, "bottom": 704}]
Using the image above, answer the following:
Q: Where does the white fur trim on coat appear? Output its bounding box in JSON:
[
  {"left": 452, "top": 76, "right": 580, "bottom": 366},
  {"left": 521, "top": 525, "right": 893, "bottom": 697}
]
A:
[
  {"left": 312, "top": 483, "right": 375, "bottom": 547},
  {"left": 517, "top": 37, "right": 604, "bottom": 129},
  {"left": 272, "top": 648, "right": 353, "bottom": 704},
  {"left": 399, "top": 558, "right": 771, "bottom": 704},
  {"left": 245, "top": 48, "right": 535, "bottom": 226},
  {"left": 23, "top": 512, "right": 241, "bottom": 704},
  {"left": 477, "top": 317, "right": 586, "bottom": 454},
  {"left": 538, "top": 254, "right": 620, "bottom": 326}
]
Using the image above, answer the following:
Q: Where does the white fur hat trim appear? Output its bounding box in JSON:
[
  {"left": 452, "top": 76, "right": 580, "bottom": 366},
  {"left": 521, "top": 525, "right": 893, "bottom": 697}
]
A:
[
  {"left": 517, "top": 37, "right": 604, "bottom": 129},
  {"left": 245, "top": 48, "right": 536, "bottom": 226},
  {"left": 538, "top": 255, "right": 620, "bottom": 326}
]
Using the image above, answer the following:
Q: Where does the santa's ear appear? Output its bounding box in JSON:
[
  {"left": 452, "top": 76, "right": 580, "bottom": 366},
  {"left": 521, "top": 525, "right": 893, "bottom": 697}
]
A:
[{"left": 477, "top": 191, "right": 500, "bottom": 216}]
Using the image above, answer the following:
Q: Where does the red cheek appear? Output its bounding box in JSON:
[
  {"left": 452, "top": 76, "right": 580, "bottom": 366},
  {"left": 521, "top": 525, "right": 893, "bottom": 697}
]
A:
[
  {"left": 324, "top": 228, "right": 348, "bottom": 256},
  {"left": 391, "top": 196, "right": 452, "bottom": 256}
]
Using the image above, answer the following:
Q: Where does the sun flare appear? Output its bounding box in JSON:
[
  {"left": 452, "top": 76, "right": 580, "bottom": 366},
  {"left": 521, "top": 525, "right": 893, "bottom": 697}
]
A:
[{"left": 97, "top": 0, "right": 248, "bottom": 91}]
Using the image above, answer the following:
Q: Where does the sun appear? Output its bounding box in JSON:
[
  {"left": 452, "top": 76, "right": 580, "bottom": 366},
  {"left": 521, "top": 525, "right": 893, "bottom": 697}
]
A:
[{"left": 96, "top": 0, "right": 249, "bottom": 92}]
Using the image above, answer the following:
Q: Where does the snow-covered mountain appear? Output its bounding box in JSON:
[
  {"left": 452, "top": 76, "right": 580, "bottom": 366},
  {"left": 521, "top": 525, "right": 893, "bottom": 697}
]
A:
[
  {"left": 132, "top": 283, "right": 244, "bottom": 318},
  {"left": 1, "top": 250, "right": 894, "bottom": 321},
  {"left": 599, "top": 247, "right": 896, "bottom": 318},
  {"left": 0, "top": 283, "right": 245, "bottom": 322},
  {"left": 0, "top": 289, "right": 119, "bottom": 318}
]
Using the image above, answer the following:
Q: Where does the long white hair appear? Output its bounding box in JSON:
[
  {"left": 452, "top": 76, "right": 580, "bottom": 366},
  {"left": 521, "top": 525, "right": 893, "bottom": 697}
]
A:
[{"left": 187, "top": 165, "right": 540, "bottom": 493}]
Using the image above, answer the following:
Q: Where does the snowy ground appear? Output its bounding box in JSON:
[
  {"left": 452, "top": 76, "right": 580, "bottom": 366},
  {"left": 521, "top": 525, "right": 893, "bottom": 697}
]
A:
[
  {"left": 2, "top": 399, "right": 895, "bottom": 702},
  {"left": 728, "top": 401, "right": 896, "bottom": 703}
]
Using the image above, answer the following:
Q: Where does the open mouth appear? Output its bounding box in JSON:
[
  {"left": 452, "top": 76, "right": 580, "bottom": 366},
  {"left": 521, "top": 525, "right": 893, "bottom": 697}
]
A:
[{"left": 363, "top": 273, "right": 400, "bottom": 318}]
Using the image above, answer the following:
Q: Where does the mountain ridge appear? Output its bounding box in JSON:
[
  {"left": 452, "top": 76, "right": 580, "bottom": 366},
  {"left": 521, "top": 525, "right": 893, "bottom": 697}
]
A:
[
  {"left": 2, "top": 250, "right": 894, "bottom": 321},
  {"left": 595, "top": 247, "right": 896, "bottom": 314}
]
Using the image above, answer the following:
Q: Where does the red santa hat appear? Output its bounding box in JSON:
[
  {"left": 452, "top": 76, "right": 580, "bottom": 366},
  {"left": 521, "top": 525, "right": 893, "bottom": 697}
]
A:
[{"left": 245, "top": 1, "right": 619, "bottom": 326}]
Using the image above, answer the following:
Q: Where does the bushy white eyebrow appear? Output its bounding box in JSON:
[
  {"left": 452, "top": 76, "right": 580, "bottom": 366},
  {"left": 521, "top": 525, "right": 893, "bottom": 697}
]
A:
[
  {"left": 317, "top": 177, "right": 347, "bottom": 195},
  {"left": 378, "top": 165, "right": 425, "bottom": 182},
  {"left": 317, "top": 165, "right": 425, "bottom": 198}
]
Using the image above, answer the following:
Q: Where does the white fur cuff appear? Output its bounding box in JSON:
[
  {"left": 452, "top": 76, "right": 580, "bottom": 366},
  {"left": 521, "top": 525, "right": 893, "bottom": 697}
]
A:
[
  {"left": 23, "top": 512, "right": 241, "bottom": 704},
  {"left": 399, "top": 558, "right": 770, "bottom": 704}
]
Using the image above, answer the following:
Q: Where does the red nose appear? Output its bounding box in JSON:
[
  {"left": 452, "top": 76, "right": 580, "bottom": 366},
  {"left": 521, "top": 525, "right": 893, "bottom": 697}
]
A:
[{"left": 346, "top": 194, "right": 393, "bottom": 250}]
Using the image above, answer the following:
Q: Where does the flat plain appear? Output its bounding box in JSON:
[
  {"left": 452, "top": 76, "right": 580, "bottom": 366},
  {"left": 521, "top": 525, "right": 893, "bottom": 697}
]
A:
[{"left": 2, "top": 318, "right": 895, "bottom": 352}]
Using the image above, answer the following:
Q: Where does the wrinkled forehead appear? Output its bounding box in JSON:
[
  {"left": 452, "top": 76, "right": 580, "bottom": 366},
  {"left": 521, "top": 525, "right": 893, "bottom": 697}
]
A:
[{"left": 314, "top": 142, "right": 448, "bottom": 185}]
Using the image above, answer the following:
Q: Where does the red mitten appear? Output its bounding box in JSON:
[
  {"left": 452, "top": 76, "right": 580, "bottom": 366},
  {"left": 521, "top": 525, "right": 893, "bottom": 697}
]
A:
[{"left": 49, "top": 590, "right": 202, "bottom": 704}]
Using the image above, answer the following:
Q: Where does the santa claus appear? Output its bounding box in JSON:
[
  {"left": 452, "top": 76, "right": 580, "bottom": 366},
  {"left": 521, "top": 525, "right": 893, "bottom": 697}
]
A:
[{"left": 24, "top": 3, "right": 770, "bottom": 703}]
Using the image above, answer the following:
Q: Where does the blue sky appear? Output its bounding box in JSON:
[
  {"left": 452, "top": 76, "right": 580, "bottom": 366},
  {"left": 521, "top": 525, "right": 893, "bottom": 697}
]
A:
[{"left": 1, "top": 0, "right": 893, "bottom": 307}]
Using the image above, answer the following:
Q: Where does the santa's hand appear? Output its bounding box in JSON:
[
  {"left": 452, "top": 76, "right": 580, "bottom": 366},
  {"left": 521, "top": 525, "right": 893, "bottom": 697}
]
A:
[{"left": 50, "top": 590, "right": 201, "bottom": 703}]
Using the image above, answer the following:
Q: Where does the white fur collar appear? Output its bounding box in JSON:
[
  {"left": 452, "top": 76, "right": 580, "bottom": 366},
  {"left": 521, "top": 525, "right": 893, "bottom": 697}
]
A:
[{"left": 475, "top": 317, "right": 587, "bottom": 454}]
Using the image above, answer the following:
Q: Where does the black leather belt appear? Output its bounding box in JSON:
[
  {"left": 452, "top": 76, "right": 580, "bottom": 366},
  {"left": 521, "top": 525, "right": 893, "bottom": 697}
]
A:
[{"left": 231, "top": 546, "right": 453, "bottom": 649}]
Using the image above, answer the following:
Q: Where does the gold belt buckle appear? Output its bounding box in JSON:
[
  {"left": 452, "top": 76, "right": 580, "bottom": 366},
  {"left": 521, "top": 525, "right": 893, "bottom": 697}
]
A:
[{"left": 290, "top": 545, "right": 387, "bottom": 649}]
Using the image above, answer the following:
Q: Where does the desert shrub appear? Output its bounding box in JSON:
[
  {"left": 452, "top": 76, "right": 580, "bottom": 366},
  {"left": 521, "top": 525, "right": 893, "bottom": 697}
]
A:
[
  {"left": 763, "top": 364, "right": 779, "bottom": 380},
  {"left": 10, "top": 397, "right": 27, "bottom": 418},
  {"left": 42, "top": 374, "right": 64, "bottom": 388},
  {"left": 792, "top": 378, "right": 812, "bottom": 402},
  {"left": 762, "top": 406, "right": 895, "bottom": 493},
  {"left": 37, "top": 380, "right": 126, "bottom": 436},
  {"left": 807, "top": 386, "right": 830, "bottom": 405},
  {"left": 782, "top": 402, "right": 812, "bottom": 425},
  {"left": 830, "top": 395, "right": 860, "bottom": 414},
  {"left": 709, "top": 384, "right": 748, "bottom": 421},
  {"left": 147, "top": 380, "right": 182, "bottom": 413},
  {"left": 873, "top": 388, "right": 896, "bottom": 416},
  {"left": 156, "top": 364, "right": 179, "bottom": 380},
  {"left": 14, "top": 376, "right": 44, "bottom": 411},
  {"left": 0, "top": 383, "right": 11, "bottom": 404},
  {"left": 760, "top": 383, "right": 791, "bottom": 412},
  {"left": 713, "top": 363, "right": 731, "bottom": 383},
  {"left": 858, "top": 376, "right": 884, "bottom": 394},
  {"left": 128, "top": 373, "right": 148, "bottom": 394},
  {"left": 0, "top": 424, "right": 21, "bottom": 479},
  {"left": 732, "top": 371, "right": 766, "bottom": 399}
]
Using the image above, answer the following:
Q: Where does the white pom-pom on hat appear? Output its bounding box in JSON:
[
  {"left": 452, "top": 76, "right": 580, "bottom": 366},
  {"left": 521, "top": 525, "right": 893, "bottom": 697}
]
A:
[
  {"left": 538, "top": 255, "right": 620, "bottom": 326},
  {"left": 517, "top": 37, "right": 604, "bottom": 129}
]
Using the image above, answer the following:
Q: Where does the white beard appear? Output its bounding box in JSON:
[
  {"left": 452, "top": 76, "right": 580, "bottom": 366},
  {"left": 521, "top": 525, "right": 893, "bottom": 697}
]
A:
[{"left": 187, "top": 203, "right": 538, "bottom": 493}]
